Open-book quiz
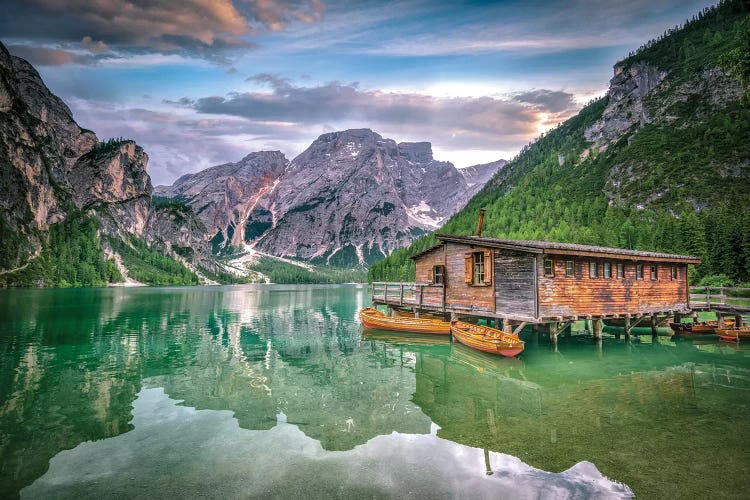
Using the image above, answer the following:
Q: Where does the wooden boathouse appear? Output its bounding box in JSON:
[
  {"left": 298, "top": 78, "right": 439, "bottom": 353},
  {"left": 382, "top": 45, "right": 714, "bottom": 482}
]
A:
[{"left": 371, "top": 229, "right": 702, "bottom": 340}]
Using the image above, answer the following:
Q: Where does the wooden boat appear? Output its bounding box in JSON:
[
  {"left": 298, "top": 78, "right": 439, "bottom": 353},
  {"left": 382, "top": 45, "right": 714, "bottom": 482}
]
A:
[
  {"left": 450, "top": 321, "right": 525, "bottom": 357},
  {"left": 716, "top": 326, "right": 750, "bottom": 342},
  {"left": 672, "top": 318, "right": 735, "bottom": 335},
  {"left": 669, "top": 322, "right": 692, "bottom": 333},
  {"left": 359, "top": 307, "right": 451, "bottom": 335}
]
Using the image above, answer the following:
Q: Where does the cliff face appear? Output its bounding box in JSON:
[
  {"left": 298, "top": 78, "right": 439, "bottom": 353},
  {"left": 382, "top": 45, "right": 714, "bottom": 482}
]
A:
[
  {"left": 154, "top": 151, "right": 288, "bottom": 250},
  {"left": 584, "top": 62, "right": 668, "bottom": 144},
  {"left": 0, "top": 41, "right": 213, "bottom": 276},
  {"left": 0, "top": 42, "right": 96, "bottom": 268}
]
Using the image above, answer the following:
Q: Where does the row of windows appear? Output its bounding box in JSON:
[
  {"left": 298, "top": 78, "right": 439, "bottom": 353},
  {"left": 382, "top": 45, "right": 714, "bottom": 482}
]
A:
[{"left": 544, "top": 259, "right": 680, "bottom": 281}]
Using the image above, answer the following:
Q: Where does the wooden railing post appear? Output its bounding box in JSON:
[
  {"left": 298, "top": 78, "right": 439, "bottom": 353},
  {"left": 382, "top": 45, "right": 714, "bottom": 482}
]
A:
[
  {"left": 384, "top": 283, "right": 388, "bottom": 302},
  {"left": 419, "top": 285, "right": 424, "bottom": 307},
  {"left": 720, "top": 285, "right": 726, "bottom": 305},
  {"left": 399, "top": 283, "right": 404, "bottom": 306},
  {"left": 706, "top": 286, "right": 710, "bottom": 309}
]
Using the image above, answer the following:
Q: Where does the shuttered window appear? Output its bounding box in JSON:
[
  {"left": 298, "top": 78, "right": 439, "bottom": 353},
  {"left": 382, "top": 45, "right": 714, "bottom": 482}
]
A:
[
  {"left": 465, "top": 250, "right": 492, "bottom": 285},
  {"left": 671, "top": 266, "right": 678, "bottom": 280},
  {"left": 433, "top": 265, "right": 445, "bottom": 285},
  {"left": 651, "top": 265, "right": 658, "bottom": 280},
  {"left": 617, "top": 263, "right": 624, "bottom": 278},
  {"left": 603, "top": 262, "right": 612, "bottom": 279},
  {"left": 636, "top": 264, "right": 643, "bottom": 279},
  {"left": 474, "top": 252, "right": 485, "bottom": 284}
]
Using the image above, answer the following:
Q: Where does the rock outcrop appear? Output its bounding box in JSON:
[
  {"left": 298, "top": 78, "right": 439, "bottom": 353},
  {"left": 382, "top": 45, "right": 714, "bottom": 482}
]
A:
[
  {"left": 584, "top": 62, "right": 668, "bottom": 144},
  {"left": 0, "top": 40, "right": 213, "bottom": 275}
]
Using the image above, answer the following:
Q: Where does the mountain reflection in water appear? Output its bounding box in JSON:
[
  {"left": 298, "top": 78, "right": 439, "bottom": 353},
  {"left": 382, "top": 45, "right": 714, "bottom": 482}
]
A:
[{"left": 1, "top": 285, "right": 748, "bottom": 498}]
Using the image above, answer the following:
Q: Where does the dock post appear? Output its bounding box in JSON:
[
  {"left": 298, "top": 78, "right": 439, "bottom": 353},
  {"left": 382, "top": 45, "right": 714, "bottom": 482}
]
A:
[
  {"left": 550, "top": 321, "right": 558, "bottom": 344},
  {"left": 503, "top": 320, "right": 513, "bottom": 335},
  {"left": 624, "top": 316, "right": 631, "bottom": 339},
  {"left": 651, "top": 314, "right": 658, "bottom": 338},
  {"left": 736, "top": 315, "right": 743, "bottom": 327},
  {"left": 716, "top": 312, "right": 724, "bottom": 329},
  {"left": 592, "top": 319, "right": 602, "bottom": 341}
]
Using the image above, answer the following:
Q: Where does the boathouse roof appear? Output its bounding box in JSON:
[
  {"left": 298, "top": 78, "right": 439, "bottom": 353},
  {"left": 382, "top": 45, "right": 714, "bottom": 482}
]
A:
[{"left": 412, "top": 234, "right": 701, "bottom": 264}]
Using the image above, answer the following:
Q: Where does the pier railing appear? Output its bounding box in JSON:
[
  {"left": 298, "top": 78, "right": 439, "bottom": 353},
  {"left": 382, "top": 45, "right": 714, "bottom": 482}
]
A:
[
  {"left": 371, "top": 282, "right": 446, "bottom": 310},
  {"left": 689, "top": 286, "right": 750, "bottom": 311}
]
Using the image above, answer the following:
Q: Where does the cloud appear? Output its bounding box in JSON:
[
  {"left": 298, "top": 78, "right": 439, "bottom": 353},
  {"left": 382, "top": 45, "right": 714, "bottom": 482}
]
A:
[
  {"left": 172, "top": 76, "right": 580, "bottom": 154},
  {"left": 5, "top": 45, "right": 82, "bottom": 66},
  {"left": 512, "top": 90, "right": 577, "bottom": 114},
  {"left": 0, "top": 0, "right": 326, "bottom": 64},
  {"left": 65, "top": 99, "right": 316, "bottom": 184}
]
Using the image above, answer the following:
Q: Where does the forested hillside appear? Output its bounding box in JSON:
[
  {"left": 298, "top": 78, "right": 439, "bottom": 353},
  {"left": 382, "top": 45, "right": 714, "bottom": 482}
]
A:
[{"left": 370, "top": 0, "right": 750, "bottom": 285}]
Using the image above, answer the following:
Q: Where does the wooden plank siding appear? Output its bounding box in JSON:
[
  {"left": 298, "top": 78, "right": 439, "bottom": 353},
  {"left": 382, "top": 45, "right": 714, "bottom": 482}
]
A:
[
  {"left": 444, "top": 242, "right": 495, "bottom": 313},
  {"left": 537, "top": 256, "right": 689, "bottom": 319},
  {"left": 494, "top": 251, "right": 536, "bottom": 318},
  {"left": 415, "top": 245, "right": 444, "bottom": 284},
  {"left": 414, "top": 245, "right": 447, "bottom": 306},
  {"left": 405, "top": 235, "right": 698, "bottom": 322}
]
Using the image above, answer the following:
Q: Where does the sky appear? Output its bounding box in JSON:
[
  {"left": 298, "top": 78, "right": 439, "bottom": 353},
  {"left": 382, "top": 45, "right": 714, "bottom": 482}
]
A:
[{"left": 1, "top": 0, "right": 714, "bottom": 185}]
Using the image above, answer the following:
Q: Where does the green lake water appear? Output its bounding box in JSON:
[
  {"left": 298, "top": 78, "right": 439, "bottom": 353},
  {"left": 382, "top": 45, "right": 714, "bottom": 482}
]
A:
[{"left": 1, "top": 285, "right": 749, "bottom": 499}]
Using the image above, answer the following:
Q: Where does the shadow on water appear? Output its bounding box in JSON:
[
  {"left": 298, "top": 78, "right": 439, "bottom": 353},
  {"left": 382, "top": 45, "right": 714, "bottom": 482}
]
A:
[{"left": 0, "top": 285, "right": 749, "bottom": 498}]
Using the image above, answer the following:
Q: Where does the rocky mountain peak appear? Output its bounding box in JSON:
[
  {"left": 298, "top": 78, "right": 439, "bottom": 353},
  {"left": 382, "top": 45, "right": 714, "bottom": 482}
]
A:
[{"left": 398, "top": 142, "right": 434, "bottom": 164}]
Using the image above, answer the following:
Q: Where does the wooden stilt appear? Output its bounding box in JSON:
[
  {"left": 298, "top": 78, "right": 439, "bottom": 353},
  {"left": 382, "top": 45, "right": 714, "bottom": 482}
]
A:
[
  {"left": 624, "top": 316, "right": 631, "bottom": 339},
  {"left": 736, "top": 315, "right": 743, "bottom": 328},
  {"left": 593, "top": 319, "right": 603, "bottom": 341},
  {"left": 550, "top": 321, "right": 558, "bottom": 344},
  {"left": 651, "top": 314, "right": 658, "bottom": 337},
  {"left": 503, "top": 320, "right": 513, "bottom": 335}
]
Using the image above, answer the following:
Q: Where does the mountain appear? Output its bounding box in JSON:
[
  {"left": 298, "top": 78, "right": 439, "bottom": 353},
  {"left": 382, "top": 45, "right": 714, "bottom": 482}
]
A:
[
  {"left": 460, "top": 159, "right": 507, "bottom": 197},
  {"left": 0, "top": 41, "right": 214, "bottom": 287},
  {"left": 155, "top": 151, "right": 287, "bottom": 250},
  {"left": 157, "top": 128, "right": 504, "bottom": 266},
  {"left": 369, "top": 0, "right": 750, "bottom": 284}
]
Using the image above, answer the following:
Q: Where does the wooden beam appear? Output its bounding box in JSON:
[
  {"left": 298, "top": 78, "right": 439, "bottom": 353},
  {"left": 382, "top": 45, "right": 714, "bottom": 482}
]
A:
[{"left": 512, "top": 322, "right": 527, "bottom": 336}]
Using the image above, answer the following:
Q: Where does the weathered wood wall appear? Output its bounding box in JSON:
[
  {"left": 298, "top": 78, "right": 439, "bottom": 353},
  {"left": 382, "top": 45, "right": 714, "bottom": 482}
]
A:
[
  {"left": 415, "top": 245, "right": 444, "bottom": 284},
  {"left": 494, "top": 251, "right": 536, "bottom": 318},
  {"left": 444, "top": 242, "right": 494, "bottom": 313},
  {"left": 537, "top": 256, "right": 688, "bottom": 318}
]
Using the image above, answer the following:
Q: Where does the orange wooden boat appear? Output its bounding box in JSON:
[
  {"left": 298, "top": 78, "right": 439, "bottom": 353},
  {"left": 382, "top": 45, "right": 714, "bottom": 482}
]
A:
[
  {"left": 716, "top": 326, "right": 750, "bottom": 342},
  {"left": 685, "top": 319, "right": 735, "bottom": 335},
  {"left": 359, "top": 307, "right": 451, "bottom": 335},
  {"left": 450, "top": 321, "right": 525, "bottom": 357}
]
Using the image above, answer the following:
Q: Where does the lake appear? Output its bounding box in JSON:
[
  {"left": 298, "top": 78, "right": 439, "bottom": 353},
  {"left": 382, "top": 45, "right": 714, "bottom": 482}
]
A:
[{"left": 1, "top": 284, "right": 748, "bottom": 499}]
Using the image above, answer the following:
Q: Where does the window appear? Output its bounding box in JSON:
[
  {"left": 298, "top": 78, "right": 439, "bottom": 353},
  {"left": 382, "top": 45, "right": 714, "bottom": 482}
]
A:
[
  {"left": 433, "top": 265, "right": 445, "bottom": 285},
  {"left": 636, "top": 264, "right": 643, "bottom": 279},
  {"left": 604, "top": 262, "right": 612, "bottom": 279},
  {"left": 617, "top": 262, "right": 624, "bottom": 278},
  {"left": 650, "top": 265, "right": 658, "bottom": 280},
  {"left": 589, "top": 262, "right": 598, "bottom": 278},
  {"left": 544, "top": 259, "right": 554, "bottom": 277},
  {"left": 671, "top": 266, "right": 678, "bottom": 280},
  {"left": 473, "top": 252, "right": 485, "bottom": 284},
  {"left": 565, "top": 260, "right": 574, "bottom": 277}
]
